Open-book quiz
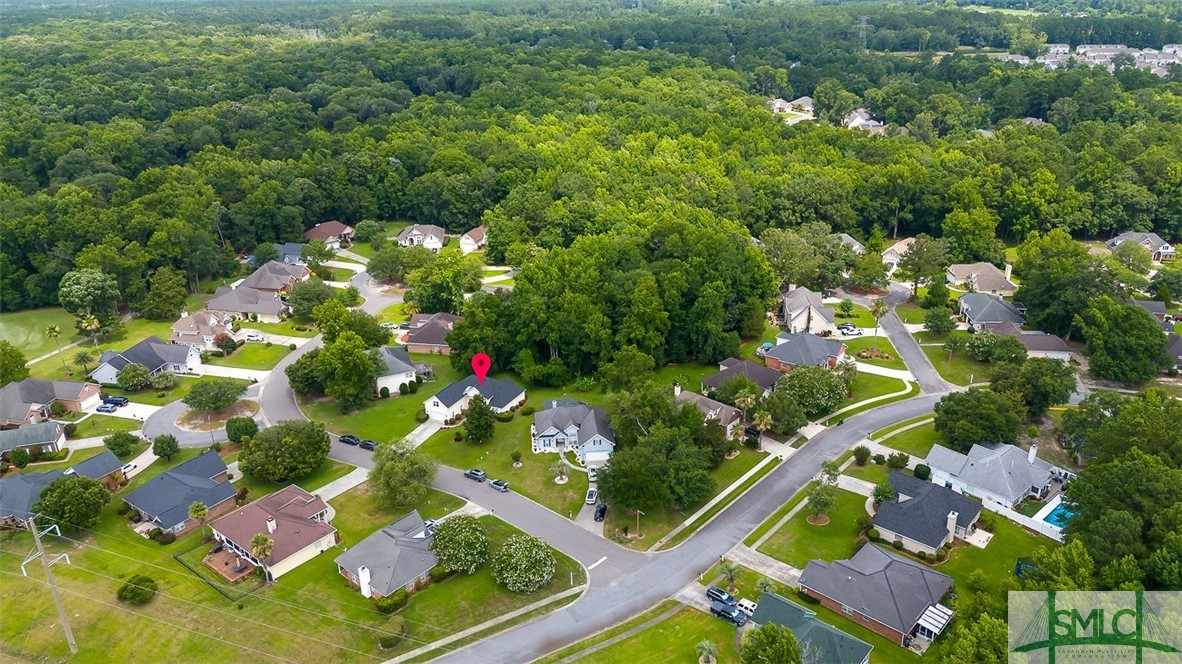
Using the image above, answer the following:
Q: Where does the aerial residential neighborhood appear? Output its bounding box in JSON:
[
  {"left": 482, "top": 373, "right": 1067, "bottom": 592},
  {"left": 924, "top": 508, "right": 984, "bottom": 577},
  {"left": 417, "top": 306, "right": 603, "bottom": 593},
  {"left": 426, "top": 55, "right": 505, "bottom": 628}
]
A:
[{"left": 2, "top": 1, "right": 1182, "bottom": 663}]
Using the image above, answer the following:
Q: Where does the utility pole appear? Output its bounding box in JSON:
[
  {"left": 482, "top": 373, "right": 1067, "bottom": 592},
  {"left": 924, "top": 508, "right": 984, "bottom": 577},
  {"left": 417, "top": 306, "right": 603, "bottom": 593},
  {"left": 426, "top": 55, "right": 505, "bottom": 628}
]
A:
[
  {"left": 856, "top": 16, "right": 874, "bottom": 55},
  {"left": 26, "top": 516, "right": 77, "bottom": 654},
  {"left": 713, "top": 0, "right": 720, "bottom": 16}
]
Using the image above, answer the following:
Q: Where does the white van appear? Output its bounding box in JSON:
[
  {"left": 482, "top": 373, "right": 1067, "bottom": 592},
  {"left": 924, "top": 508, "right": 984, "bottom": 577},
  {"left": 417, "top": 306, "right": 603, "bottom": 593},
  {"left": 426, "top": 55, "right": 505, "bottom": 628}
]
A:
[{"left": 736, "top": 598, "right": 758, "bottom": 617}]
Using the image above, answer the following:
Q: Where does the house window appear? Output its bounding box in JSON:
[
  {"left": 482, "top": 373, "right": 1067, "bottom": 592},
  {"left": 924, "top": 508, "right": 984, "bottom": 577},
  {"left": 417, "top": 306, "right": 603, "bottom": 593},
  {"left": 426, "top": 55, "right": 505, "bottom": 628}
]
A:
[{"left": 842, "top": 605, "right": 853, "bottom": 615}]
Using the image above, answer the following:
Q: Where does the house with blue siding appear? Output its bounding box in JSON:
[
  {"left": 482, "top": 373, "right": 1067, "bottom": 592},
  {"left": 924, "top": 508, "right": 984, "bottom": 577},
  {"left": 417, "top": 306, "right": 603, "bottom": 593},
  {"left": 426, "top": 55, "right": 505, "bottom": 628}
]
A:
[{"left": 531, "top": 400, "right": 616, "bottom": 467}]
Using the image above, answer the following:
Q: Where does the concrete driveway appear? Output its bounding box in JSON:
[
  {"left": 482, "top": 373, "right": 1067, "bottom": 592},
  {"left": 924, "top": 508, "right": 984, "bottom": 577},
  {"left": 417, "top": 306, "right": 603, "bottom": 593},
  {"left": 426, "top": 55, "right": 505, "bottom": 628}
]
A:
[
  {"left": 87, "top": 402, "right": 160, "bottom": 422},
  {"left": 194, "top": 364, "right": 269, "bottom": 381}
]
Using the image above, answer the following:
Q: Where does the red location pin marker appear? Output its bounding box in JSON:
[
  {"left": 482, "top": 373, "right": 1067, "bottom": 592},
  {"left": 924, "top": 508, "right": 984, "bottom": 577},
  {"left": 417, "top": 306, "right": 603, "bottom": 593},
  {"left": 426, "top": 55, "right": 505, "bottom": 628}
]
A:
[{"left": 471, "top": 353, "right": 491, "bottom": 385}]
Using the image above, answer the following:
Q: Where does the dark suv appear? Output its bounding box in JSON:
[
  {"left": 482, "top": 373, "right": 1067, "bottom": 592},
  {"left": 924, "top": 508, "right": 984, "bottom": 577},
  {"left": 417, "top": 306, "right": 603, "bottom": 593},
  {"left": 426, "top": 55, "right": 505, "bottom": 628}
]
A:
[
  {"left": 103, "top": 396, "right": 129, "bottom": 407},
  {"left": 339, "top": 435, "right": 360, "bottom": 446},
  {"left": 706, "top": 585, "right": 736, "bottom": 606},
  {"left": 359, "top": 440, "right": 377, "bottom": 451},
  {"left": 710, "top": 600, "right": 748, "bottom": 626}
]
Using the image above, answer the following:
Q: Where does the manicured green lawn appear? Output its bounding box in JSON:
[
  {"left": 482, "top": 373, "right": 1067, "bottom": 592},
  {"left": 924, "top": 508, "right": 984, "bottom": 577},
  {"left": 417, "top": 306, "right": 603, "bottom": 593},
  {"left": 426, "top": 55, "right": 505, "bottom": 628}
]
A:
[
  {"left": 939, "top": 517, "right": 1051, "bottom": 602},
  {"left": 650, "top": 362, "right": 718, "bottom": 392},
  {"left": 299, "top": 354, "right": 462, "bottom": 442},
  {"left": 104, "top": 376, "right": 252, "bottom": 407},
  {"left": 330, "top": 484, "right": 464, "bottom": 543},
  {"left": 18, "top": 446, "right": 107, "bottom": 474},
  {"left": 738, "top": 322, "right": 783, "bottom": 362},
  {"left": 314, "top": 267, "right": 356, "bottom": 282},
  {"left": 922, "top": 345, "right": 992, "bottom": 386},
  {"left": 843, "top": 336, "right": 907, "bottom": 370},
  {"left": 894, "top": 301, "right": 927, "bottom": 324},
  {"left": 590, "top": 606, "right": 741, "bottom": 663},
  {"left": 376, "top": 302, "right": 407, "bottom": 324},
  {"left": 25, "top": 316, "right": 189, "bottom": 381},
  {"left": 743, "top": 481, "right": 815, "bottom": 547},
  {"left": 241, "top": 318, "right": 318, "bottom": 338},
  {"left": 801, "top": 592, "right": 922, "bottom": 664},
  {"left": 536, "top": 601, "right": 682, "bottom": 663},
  {"left": 207, "top": 343, "right": 292, "bottom": 370},
  {"left": 911, "top": 330, "right": 952, "bottom": 345},
  {"left": 879, "top": 421, "right": 941, "bottom": 458},
  {"left": 231, "top": 459, "right": 354, "bottom": 501},
  {"left": 847, "top": 373, "right": 906, "bottom": 406},
  {"left": 345, "top": 241, "right": 379, "bottom": 259},
  {"left": 66, "top": 414, "right": 142, "bottom": 439},
  {"left": 0, "top": 306, "right": 84, "bottom": 358},
  {"left": 833, "top": 303, "right": 879, "bottom": 328},
  {"left": 758, "top": 488, "right": 867, "bottom": 568},
  {"left": 844, "top": 462, "right": 891, "bottom": 485},
  {"left": 871, "top": 415, "right": 933, "bottom": 440}
]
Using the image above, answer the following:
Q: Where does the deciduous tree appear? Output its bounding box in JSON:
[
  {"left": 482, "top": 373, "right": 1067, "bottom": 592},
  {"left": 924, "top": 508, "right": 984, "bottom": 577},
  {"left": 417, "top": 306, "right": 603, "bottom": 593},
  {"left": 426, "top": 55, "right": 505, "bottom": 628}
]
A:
[
  {"left": 370, "top": 440, "right": 438, "bottom": 508},
  {"left": 33, "top": 475, "right": 109, "bottom": 532},
  {"left": 430, "top": 515, "right": 489, "bottom": 575},
  {"left": 239, "top": 420, "right": 331, "bottom": 483}
]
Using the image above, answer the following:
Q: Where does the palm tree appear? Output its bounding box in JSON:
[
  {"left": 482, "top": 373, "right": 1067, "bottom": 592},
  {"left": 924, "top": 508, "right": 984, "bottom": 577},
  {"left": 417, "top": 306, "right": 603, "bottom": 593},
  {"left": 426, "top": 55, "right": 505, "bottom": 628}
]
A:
[
  {"left": 46, "top": 325, "right": 66, "bottom": 373},
  {"left": 695, "top": 640, "right": 718, "bottom": 664},
  {"left": 751, "top": 410, "right": 773, "bottom": 434},
  {"left": 719, "top": 560, "right": 740, "bottom": 593},
  {"left": 249, "top": 533, "right": 273, "bottom": 563},
  {"left": 189, "top": 502, "right": 208, "bottom": 541},
  {"left": 870, "top": 299, "right": 888, "bottom": 350},
  {"left": 756, "top": 577, "right": 776, "bottom": 595},
  {"left": 549, "top": 460, "right": 567, "bottom": 482},
  {"left": 80, "top": 315, "right": 101, "bottom": 346},
  {"left": 73, "top": 349, "right": 95, "bottom": 374}
]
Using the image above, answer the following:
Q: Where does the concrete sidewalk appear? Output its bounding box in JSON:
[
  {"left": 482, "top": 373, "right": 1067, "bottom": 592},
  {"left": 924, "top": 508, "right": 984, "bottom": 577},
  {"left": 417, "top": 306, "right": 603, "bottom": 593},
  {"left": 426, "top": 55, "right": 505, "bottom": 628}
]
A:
[
  {"left": 404, "top": 420, "right": 443, "bottom": 447},
  {"left": 725, "top": 544, "right": 802, "bottom": 589},
  {"left": 854, "top": 361, "right": 915, "bottom": 381},
  {"left": 313, "top": 467, "right": 369, "bottom": 502},
  {"left": 194, "top": 364, "right": 269, "bottom": 381},
  {"left": 835, "top": 474, "right": 876, "bottom": 497}
]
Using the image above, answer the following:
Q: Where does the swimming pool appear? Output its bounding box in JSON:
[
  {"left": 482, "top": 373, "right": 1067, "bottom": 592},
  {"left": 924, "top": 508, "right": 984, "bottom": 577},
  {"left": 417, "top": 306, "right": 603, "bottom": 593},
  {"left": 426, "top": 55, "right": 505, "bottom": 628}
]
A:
[{"left": 1042, "top": 503, "right": 1075, "bottom": 528}]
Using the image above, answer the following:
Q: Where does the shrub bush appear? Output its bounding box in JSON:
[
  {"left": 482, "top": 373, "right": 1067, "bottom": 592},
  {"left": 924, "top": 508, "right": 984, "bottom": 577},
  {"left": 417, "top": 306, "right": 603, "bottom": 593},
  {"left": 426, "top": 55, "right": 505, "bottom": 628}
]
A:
[
  {"left": 521, "top": 405, "right": 535, "bottom": 416},
  {"left": 913, "top": 464, "right": 931, "bottom": 481},
  {"left": 1027, "top": 425, "right": 1039, "bottom": 438},
  {"left": 886, "top": 452, "right": 909, "bottom": 469},
  {"left": 978, "top": 512, "right": 996, "bottom": 531},
  {"left": 408, "top": 381, "right": 419, "bottom": 393},
  {"left": 853, "top": 445, "right": 871, "bottom": 466},
  {"left": 743, "top": 436, "right": 760, "bottom": 449},
  {"left": 936, "top": 548, "right": 948, "bottom": 562},
  {"left": 856, "top": 515, "right": 872, "bottom": 531},
  {"left": 429, "top": 565, "right": 450, "bottom": 583},
  {"left": 63, "top": 423, "right": 77, "bottom": 437},
  {"left": 49, "top": 400, "right": 68, "bottom": 417},
  {"left": 209, "top": 349, "right": 225, "bottom": 358},
  {"left": 375, "top": 589, "right": 409, "bottom": 614},
  {"left": 854, "top": 534, "right": 869, "bottom": 551},
  {"left": 288, "top": 343, "right": 297, "bottom": 350},
  {"left": 117, "top": 502, "right": 133, "bottom": 517},
  {"left": 265, "top": 341, "right": 273, "bottom": 348},
  {"left": 225, "top": 417, "right": 258, "bottom": 444},
  {"left": 398, "top": 383, "right": 409, "bottom": 395},
  {"left": 378, "top": 386, "right": 389, "bottom": 398},
  {"left": 494, "top": 411, "right": 513, "bottom": 422},
  {"left": 511, "top": 451, "right": 522, "bottom": 464},
  {"left": 157, "top": 532, "right": 176, "bottom": 545},
  {"left": 454, "top": 428, "right": 466, "bottom": 441},
  {"left": 415, "top": 410, "right": 428, "bottom": 423},
  {"left": 893, "top": 540, "right": 904, "bottom": 550},
  {"left": 116, "top": 575, "right": 158, "bottom": 605},
  {"left": 867, "top": 528, "right": 880, "bottom": 540},
  {"left": 148, "top": 528, "right": 162, "bottom": 541},
  {"left": 9, "top": 449, "right": 29, "bottom": 469},
  {"left": 872, "top": 453, "right": 887, "bottom": 465},
  {"left": 919, "top": 551, "right": 930, "bottom": 561}
]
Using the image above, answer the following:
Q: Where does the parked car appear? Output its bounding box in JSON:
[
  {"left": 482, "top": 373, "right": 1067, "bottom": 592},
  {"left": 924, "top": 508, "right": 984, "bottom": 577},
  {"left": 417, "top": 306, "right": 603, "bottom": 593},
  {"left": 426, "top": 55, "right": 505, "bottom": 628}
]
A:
[
  {"left": 424, "top": 519, "right": 438, "bottom": 536},
  {"left": 398, "top": 322, "right": 410, "bottom": 329},
  {"left": 120, "top": 463, "right": 137, "bottom": 476},
  {"left": 736, "top": 598, "right": 758, "bottom": 617},
  {"left": 489, "top": 479, "right": 510, "bottom": 492},
  {"left": 244, "top": 332, "right": 266, "bottom": 342},
  {"left": 380, "top": 322, "right": 398, "bottom": 331},
  {"left": 710, "top": 600, "right": 748, "bottom": 626},
  {"left": 755, "top": 342, "right": 774, "bottom": 357},
  {"left": 339, "top": 435, "right": 360, "bottom": 446},
  {"left": 359, "top": 440, "right": 377, "bottom": 451},
  {"left": 585, "top": 488, "right": 598, "bottom": 504},
  {"left": 744, "top": 426, "right": 761, "bottom": 439},
  {"left": 103, "top": 396, "right": 129, "bottom": 407},
  {"left": 587, "top": 468, "right": 597, "bottom": 483},
  {"left": 464, "top": 468, "right": 487, "bottom": 482},
  {"left": 840, "top": 327, "right": 863, "bottom": 336},
  {"left": 96, "top": 403, "right": 118, "bottom": 413},
  {"left": 594, "top": 503, "right": 608, "bottom": 522},
  {"left": 706, "top": 585, "right": 737, "bottom": 606}
]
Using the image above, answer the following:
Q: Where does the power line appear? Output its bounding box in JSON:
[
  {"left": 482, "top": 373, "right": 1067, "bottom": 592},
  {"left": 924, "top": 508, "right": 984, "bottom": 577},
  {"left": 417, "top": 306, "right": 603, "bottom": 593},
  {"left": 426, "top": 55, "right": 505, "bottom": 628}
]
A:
[
  {"left": 28, "top": 516, "right": 77, "bottom": 654},
  {"left": 856, "top": 15, "right": 874, "bottom": 55}
]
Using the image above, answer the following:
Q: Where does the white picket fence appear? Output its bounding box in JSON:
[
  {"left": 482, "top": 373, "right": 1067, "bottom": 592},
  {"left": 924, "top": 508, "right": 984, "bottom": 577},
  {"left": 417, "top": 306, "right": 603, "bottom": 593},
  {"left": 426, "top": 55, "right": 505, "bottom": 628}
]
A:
[{"left": 980, "top": 499, "right": 1065, "bottom": 542}]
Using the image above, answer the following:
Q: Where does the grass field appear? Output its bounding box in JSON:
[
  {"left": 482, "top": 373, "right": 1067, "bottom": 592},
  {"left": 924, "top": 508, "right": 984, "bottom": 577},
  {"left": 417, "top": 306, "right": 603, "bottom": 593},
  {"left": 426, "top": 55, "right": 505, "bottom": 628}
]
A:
[
  {"left": 231, "top": 459, "right": 354, "bottom": 501},
  {"left": 104, "top": 376, "right": 251, "bottom": 407},
  {"left": 376, "top": 302, "right": 407, "bottom": 324},
  {"left": 758, "top": 488, "right": 867, "bottom": 568},
  {"left": 207, "top": 343, "right": 292, "bottom": 370},
  {"left": 66, "top": 414, "right": 142, "bottom": 439},
  {"left": 922, "top": 344, "right": 992, "bottom": 386},
  {"left": 844, "top": 462, "right": 891, "bottom": 485},
  {"left": 833, "top": 303, "right": 879, "bottom": 328},
  {"left": 535, "top": 601, "right": 682, "bottom": 663},
  {"left": 25, "top": 316, "right": 188, "bottom": 381},
  {"left": 825, "top": 380, "right": 917, "bottom": 425},
  {"left": 878, "top": 421, "right": 941, "bottom": 457},
  {"left": 894, "top": 302, "right": 928, "bottom": 324},
  {"left": 743, "top": 481, "right": 815, "bottom": 547},
  {"left": 737, "top": 322, "right": 783, "bottom": 362},
  {"left": 587, "top": 606, "right": 741, "bottom": 663},
  {"left": 314, "top": 267, "right": 356, "bottom": 283},
  {"left": 0, "top": 307, "right": 84, "bottom": 358},
  {"left": 843, "top": 336, "right": 906, "bottom": 370},
  {"left": 241, "top": 319, "right": 318, "bottom": 338}
]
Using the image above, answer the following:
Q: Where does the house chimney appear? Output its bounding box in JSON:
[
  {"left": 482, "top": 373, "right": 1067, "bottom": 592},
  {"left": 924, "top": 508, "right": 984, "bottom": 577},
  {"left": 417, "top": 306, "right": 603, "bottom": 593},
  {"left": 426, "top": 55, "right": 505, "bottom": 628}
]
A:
[
  {"left": 673, "top": 382, "right": 682, "bottom": 397},
  {"left": 266, "top": 516, "right": 276, "bottom": 534},
  {"left": 1005, "top": 263, "right": 1013, "bottom": 280},
  {"left": 358, "top": 565, "right": 372, "bottom": 599},
  {"left": 946, "top": 511, "right": 959, "bottom": 541},
  {"left": 1028, "top": 445, "right": 1037, "bottom": 463}
]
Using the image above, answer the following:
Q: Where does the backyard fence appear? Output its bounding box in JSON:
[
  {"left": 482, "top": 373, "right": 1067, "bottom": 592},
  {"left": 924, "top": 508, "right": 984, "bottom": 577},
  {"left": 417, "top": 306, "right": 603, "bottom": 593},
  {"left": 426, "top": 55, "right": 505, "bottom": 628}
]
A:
[{"left": 980, "top": 500, "right": 1064, "bottom": 542}]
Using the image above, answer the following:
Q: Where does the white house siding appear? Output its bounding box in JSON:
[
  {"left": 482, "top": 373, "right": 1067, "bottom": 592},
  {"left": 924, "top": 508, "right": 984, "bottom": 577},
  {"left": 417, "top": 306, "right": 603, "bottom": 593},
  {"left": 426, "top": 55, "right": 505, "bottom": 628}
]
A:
[
  {"left": 78, "top": 390, "right": 102, "bottom": 411},
  {"left": 90, "top": 364, "right": 120, "bottom": 386},
  {"left": 376, "top": 370, "right": 416, "bottom": 396},
  {"left": 460, "top": 237, "right": 480, "bottom": 254},
  {"left": 579, "top": 437, "right": 615, "bottom": 465},
  {"left": 426, "top": 387, "right": 525, "bottom": 422},
  {"left": 928, "top": 470, "right": 1015, "bottom": 509},
  {"left": 1028, "top": 349, "right": 1071, "bottom": 362},
  {"left": 787, "top": 307, "right": 833, "bottom": 335},
  {"left": 267, "top": 532, "right": 338, "bottom": 580},
  {"left": 425, "top": 396, "right": 457, "bottom": 422}
]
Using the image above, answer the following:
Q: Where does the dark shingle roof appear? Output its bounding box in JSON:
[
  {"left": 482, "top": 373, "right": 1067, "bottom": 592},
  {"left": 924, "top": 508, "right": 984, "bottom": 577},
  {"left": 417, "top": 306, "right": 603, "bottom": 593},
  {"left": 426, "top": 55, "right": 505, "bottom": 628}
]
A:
[
  {"left": 376, "top": 346, "right": 417, "bottom": 377},
  {"left": 0, "top": 422, "right": 63, "bottom": 453},
  {"left": 406, "top": 313, "right": 461, "bottom": 347},
  {"left": 751, "top": 593, "right": 873, "bottom": 664},
  {"left": 702, "top": 359, "right": 783, "bottom": 392},
  {"left": 303, "top": 221, "right": 353, "bottom": 240},
  {"left": 241, "top": 261, "right": 308, "bottom": 291},
  {"left": 432, "top": 375, "right": 524, "bottom": 410},
  {"left": 124, "top": 451, "right": 234, "bottom": 530},
  {"left": 0, "top": 379, "right": 95, "bottom": 422},
  {"left": 873, "top": 471, "right": 981, "bottom": 549},
  {"left": 0, "top": 470, "right": 63, "bottom": 522},
  {"left": 1108, "top": 231, "right": 1171, "bottom": 252},
  {"left": 533, "top": 401, "right": 615, "bottom": 447},
  {"left": 959, "top": 293, "right": 1025, "bottom": 325},
  {"left": 208, "top": 286, "right": 286, "bottom": 316},
  {"left": 799, "top": 545, "right": 953, "bottom": 635},
  {"left": 95, "top": 336, "right": 191, "bottom": 375},
  {"left": 66, "top": 450, "right": 123, "bottom": 480},
  {"left": 1134, "top": 300, "right": 1167, "bottom": 316},
  {"left": 767, "top": 334, "right": 845, "bottom": 367},
  {"left": 334, "top": 510, "right": 436, "bottom": 596}
]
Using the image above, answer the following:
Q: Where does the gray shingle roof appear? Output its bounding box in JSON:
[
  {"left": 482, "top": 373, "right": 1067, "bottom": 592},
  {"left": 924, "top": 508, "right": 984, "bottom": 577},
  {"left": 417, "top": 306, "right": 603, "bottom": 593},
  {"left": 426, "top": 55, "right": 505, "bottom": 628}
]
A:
[
  {"left": 675, "top": 390, "right": 740, "bottom": 427},
  {"left": 406, "top": 313, "right": 461, "bottom": 347},
  {"left": 375, "top": 346, "right": 417, "bottom": 377},
  {"left": 241, "top": 261, "right": 308, "bottom": 291},
  {"left": 1108, "top": 231, "right": 1171, "bottom": 252},
  {"left": 783, "top": 288, "right": 836, "bottom": 324},
  {"left": 534, "top": 401, "right": 615, "bottom": 447},
  {"left": 837, "top": 233, "right": 865, "bottom": 254},
  {"left": 0, "top": 422, "right": 62, "bottom": 453},
  {"left": 208, "top": 286, "right": 287, "bottom": 316},
  {"left": 946, "top": 263, "right": 1016, "bottom": 292},
  {"left": 432, "top": 375, "right": 524, "bottom": 410},
  {"left": 958, "top": 293, "right": 1025, "bottom": 325},
  {"left": 124, "top": 451, "right": 234, "bottom": 530},
  {"left": 751, "top": 592, "right": 873, "bottom": 664},
  {"left": 1169, "top": 334, "right": 1182, "bottom": 366},
  {"left": 924, "top": 443, "right": 1058, "bottom": 505},
  {"left": 95, "top": 336, "right": 191, "bottom": 375},
  {"left": 767, "top": 333, "right": 845, "bottom": 367},
  {"left": 702, "top": 359, "right": 783, "bottom": 392},
  {"left": 799, "top": 545, "right": 953, "bottom": 635},
  {"left": 0, "top": 469, "right": 63, "bottom": 522},
  {"left": 66, "top": 450, "right": 123, "bottom": 480},
  {"left": 873, "top": 471, "right": 981, "bottom": 549},
  {"left": 0, "top": 379, "right": 94, "bottom": 422},
  {"left": 273, "top": 242, "right": 306, "bottom": 263},
  {"left": 334, "top": 510, "right": 436, "bottom": 596},
  {"left": 396, "top": 224, "right": 446, "bottom": 244},
  {"left": 1134, "top": 299, "right": 1167, "bottom": 316}
]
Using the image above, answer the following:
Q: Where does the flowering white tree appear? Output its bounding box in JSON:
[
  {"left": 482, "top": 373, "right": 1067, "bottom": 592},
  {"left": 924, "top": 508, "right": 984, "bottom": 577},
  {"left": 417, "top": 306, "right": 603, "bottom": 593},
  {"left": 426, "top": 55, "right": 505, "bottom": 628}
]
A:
[
  {"left": 491, "top": 534, "right": 555, "bottom": 593},
  {"left": 429, "top": 516, "right": 489, "bottom": 575}
]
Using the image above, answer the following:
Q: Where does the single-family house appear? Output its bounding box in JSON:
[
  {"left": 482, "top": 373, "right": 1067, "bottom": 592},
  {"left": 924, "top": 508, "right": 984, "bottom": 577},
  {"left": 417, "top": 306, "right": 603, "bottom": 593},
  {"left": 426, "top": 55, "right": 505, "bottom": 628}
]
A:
[
  {"left": 209, "top": 485, "right": 337, "bottom": 580},
  {"left": 405, "top": 313, "right": 462, "bottom": 355},
  {"left": 783, "top": 287, "right": 836, "bottom": 334},
  {"left": 531, "top": 400, "right": 616, "bottom": 466},
  {"left": 272, "top": 242, "right": 306, "bottom": 264},
  {"left": 1168, "top": 334, "right": 1182, "bottom": 370},
  {"left": 207, "top": 285, "right": 288, "bottom": 324},
  {"left": 374, "top": 346, "right": 422, "bottom": 396},
  {"left": 799, "top": 545, "right": 954, "bottom": 645},
  {"left": 0, "top": 422, "right": 65, "bottom": 459},
  {"left": 123, "top": 451, "right": 236, "bottom": 534},
  {"left": 674, "top": 383, "right": 742, "bottom": 439},
  {"left": 957, "top": 293, "right": 1025, "bottom": 330},
  {"left": 945, "top": 263, "right": 1017, "bottom": 296},
  {"left": 844, "top": 109, "right": 887, "bottom": 134},
  {"left": 764, "top": 333, "right": 847, "bottom": 374},
  {"left": 90, "top": 336, "right": 201, "bottom": 386},
  {"left": 303, "top": 221, "right": 354, "bottom": 250},
  {"left": 981, "top": 322, "right": 1072, "bottom": 361},
  {"left": 873, "top": 470, "right": 982, "bottom": 556},
  {"left": 701, "top": 358, "right": 783, "bottom": 397},
  {"left": 0, "top": 378, "right": 102, "bottom": 427},
  {"left": 64, "top": 449, "right": 125, "bottom": 489},
  {"left": 396, "top": 224, "right": 446, "bottom": 252},
  {"left": 459, "top": 226, "right": 486, "bottom": 254},
  {"left": 837, "top": 233, "right": 865, "bottom": 255},
  {"left": 1134, "top": 299, "right": 1169, "bottom": 323},
  {"left": 336, "top": 510, "right": 436, "bottom": 598},
  {"left": 924, "top": 443, "right": 1068, "bottom": 509},
  {"left": 0, "top": 469, "right": 64, "bottom": 529},
  {"left": 170, "top": 310, "right": 236, "bottom": 351},
  {"left": 882, "top": 238, "right": 915, "bottom": 272},
  {"left": 240, "top": 261, "right": 311, "bottom": 294},
  {"left": 789, "top": 96, "right": 815, "bottom": 114},
  {"left": 424, "top": 375, "right": 526, "bottom": 422},
  {"left": 1107, "top": 231, "right": 1175, "bottom": 262},
  {"left": 768, "top": 98, "right": 791, "bottom": 113},
  {"left": 750, "top": 592, "right": 873, "bottom": 664}
]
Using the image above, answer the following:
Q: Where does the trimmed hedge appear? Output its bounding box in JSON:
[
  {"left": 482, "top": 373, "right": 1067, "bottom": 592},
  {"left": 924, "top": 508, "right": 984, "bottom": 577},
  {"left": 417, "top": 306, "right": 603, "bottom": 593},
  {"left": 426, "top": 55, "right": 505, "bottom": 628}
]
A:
[
  {"left": 521, "top": 404, "right": 535, "bottom": 416},
  {"left": 375, "top": 589, "right": 409, "bottom": 614},
  {"left": 414, "top": 410, "right": 429, "bottom": 423},
  {"left": 429, "top": 565, "right": 450, "bottom": 583},
  {"left": 494, "top": 411, "right": 513, "bottom": 423}
]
